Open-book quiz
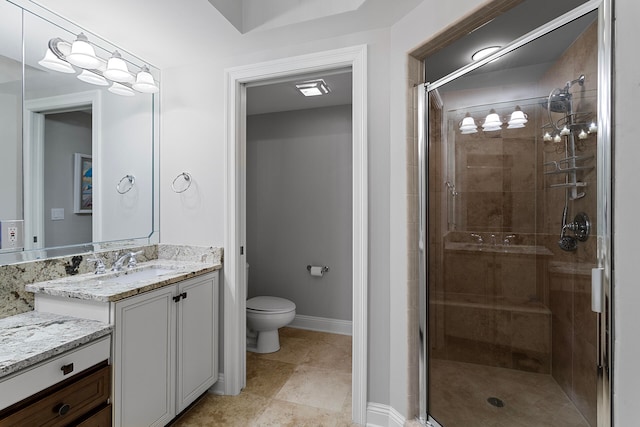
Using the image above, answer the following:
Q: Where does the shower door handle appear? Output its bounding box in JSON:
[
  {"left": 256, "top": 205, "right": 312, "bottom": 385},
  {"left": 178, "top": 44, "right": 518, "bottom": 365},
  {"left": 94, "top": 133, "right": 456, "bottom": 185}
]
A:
[{"left": 591, "top": 267, "right": 604, "bottom": 313}]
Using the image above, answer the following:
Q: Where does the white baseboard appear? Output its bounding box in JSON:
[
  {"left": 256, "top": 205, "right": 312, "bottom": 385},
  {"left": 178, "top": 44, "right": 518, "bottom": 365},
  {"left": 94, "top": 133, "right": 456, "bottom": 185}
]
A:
[
  {"left": 366, "top": 402, "right": 406, "bottom": 427},
  {"left": 207, "top": 373, "right": 225, "bottom": 395},
  {"left": 288, "top": 314, "right": 352, "bottom": 335}
]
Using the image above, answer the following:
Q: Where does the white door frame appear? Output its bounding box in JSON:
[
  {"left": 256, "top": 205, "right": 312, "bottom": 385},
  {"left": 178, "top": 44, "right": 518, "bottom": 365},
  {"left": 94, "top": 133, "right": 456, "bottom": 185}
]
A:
[
  {"left": 23, "top": 91, "right": 102, "bottom": 249},
  {"left": 223, "top": 44, "right": 368, "bottom": 424}
]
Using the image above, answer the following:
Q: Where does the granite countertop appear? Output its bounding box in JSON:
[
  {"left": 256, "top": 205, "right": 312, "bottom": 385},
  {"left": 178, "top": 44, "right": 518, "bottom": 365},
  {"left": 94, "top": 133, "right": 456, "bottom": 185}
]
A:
[
  {"left": 25, "top": 259, "right": 221, "bottom": 302},
  {"left": 0, "top": 311, "right": 112, "bottom": 379}
]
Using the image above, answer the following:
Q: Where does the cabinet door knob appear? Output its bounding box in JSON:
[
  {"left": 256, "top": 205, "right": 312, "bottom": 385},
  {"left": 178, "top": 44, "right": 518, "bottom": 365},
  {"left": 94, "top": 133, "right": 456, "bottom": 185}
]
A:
[
  {"left": 60, "top": 363, "right": 74, "bottom": 375},
  {"left": 55, "top": 403, "right": 71, "bottom": 416}
]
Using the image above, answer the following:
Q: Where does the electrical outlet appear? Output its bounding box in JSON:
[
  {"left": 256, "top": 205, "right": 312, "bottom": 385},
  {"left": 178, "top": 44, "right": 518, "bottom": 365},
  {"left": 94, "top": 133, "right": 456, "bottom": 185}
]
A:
[
  {"left": 8, "top": 227, "right": 17, "bottom": 243},
  {"left": 0, "top": 220, "right": 24, "bottom": 250}
]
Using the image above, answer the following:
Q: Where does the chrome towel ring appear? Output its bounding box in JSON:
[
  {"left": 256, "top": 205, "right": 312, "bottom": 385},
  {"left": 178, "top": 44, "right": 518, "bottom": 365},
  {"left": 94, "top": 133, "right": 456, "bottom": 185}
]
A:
[
  {"left": 172, "top": 172, "right": 192, "bottom": 193},
  {"left": 116, "top": 174, "right": 135, "bottom": 194}
]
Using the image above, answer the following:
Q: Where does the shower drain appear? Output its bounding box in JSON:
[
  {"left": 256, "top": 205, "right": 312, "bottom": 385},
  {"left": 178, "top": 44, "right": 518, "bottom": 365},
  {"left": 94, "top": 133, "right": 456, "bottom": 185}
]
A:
[{"left": 487, "top": 397, "right": 505, "bottom": 408}]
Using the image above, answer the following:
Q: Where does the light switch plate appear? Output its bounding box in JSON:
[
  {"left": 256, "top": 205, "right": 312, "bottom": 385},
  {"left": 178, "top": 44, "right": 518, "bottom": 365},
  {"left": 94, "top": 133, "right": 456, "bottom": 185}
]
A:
[{"left": 51, "top": 208, "right": 65, "bottom": 221}]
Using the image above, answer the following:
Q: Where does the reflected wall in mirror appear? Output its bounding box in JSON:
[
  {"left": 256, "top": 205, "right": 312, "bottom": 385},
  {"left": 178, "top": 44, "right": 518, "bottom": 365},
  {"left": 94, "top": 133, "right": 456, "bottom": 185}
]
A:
[{"left": 0, "top": 0, "right": 160, "bottom": 265}]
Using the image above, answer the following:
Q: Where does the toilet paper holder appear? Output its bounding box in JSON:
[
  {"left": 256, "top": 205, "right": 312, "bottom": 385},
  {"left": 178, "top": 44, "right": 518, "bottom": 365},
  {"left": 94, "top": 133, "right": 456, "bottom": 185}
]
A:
[{"left": 307, "top": 265, "right": 329, "bottom": 274}]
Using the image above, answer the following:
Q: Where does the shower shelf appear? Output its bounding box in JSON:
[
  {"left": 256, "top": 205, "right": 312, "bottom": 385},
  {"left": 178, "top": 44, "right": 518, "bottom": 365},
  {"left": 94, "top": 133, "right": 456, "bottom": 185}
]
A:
[
  {"left": 543, "top": 155, "right": 594, "bottom": 175},
  {"left": 544, "top": 166, "right": 592, "bottom": 175},
  {"left": 549, "top": 182, "right": 588, "bottom": 189}
]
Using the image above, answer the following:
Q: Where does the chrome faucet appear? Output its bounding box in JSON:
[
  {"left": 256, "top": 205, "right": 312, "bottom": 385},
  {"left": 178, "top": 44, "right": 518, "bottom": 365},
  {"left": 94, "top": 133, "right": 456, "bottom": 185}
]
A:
[
  {"left": 87, "top": 256, "right": 106, "bottom": 274},
  {"left": 111, "top": 250, "right": 143, "bottom": 271},
  {"left": 470, "top": 233, "right": 484, "bottom": 244}
]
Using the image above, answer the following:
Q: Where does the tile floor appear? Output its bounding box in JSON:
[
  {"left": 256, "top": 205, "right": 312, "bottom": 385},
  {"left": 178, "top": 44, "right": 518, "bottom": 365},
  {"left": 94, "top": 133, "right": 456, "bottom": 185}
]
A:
[
  {"left": 429, "top": 359, "right": 591, "bottom": 427},
  {"left": 172, "top": 327, "right": 355, "bottom": 427}
]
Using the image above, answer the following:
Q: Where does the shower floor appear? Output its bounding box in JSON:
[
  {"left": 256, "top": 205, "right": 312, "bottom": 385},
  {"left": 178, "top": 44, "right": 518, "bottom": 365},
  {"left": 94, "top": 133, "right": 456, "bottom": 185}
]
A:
[{"left": 429, "top": 359, "right": 591, "bottom": 427}]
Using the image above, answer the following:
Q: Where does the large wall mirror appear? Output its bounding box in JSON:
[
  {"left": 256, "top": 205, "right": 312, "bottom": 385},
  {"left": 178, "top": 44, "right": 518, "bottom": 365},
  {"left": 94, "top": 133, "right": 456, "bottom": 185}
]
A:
[{"left": 0, "top": 0, "right": 159, "bottom": 264}]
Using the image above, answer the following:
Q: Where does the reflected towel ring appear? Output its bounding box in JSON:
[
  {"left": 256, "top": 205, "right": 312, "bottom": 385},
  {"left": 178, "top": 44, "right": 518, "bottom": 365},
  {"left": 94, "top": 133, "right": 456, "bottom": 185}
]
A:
[
  {"left": 116, "top": 174, "right": 135, "bottom": 194},
  {"left": 172, "top": 172, "right": 192, "bottom": 193}
]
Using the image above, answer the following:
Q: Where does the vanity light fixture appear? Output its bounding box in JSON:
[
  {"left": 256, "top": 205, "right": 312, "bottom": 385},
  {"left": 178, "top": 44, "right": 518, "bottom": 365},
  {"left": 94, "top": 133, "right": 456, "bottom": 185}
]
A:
[
  {"left": 560, "top": 125, "right": 571, "bottom": 136},
  {"left": 65, "top": 33, "right": 102, "bottom": 69},
  {"left": 295, "top": 79, "right": 331, "bottom": 97},
  {"left": 588, "top": 121, "right": 598, "bottom": 133},
  {"left": 104, "top": 51, "right": 134, "bottom": 83},
  {"left": 482, "top": 109, "right": 502, "bottom": 132},
  {"left": 132, "top": 66, "right": 160, "bottom": 94},
  {"left": 507, "top": 105, "right": 528, "bottom": 129},
  {"left": 38, "top": 48, "right": 75, "bottom": 73},
  {"left": 471, "top": 46, "right": 501, "bottom": 62},
  {"left": 543, "top": 131, "right": 553, "bottom": 142},
  {"left": 553, "top": 134, "right": 562, "bottom": 143},
  {"left": 578, "top": 129, "right": 588, "bottom": 140},
  {"left": 37, "top": 35, "right": 159, "bottom": 96},
  {"left": 459, "top": 112, "right": 478, "bottom": 134}
]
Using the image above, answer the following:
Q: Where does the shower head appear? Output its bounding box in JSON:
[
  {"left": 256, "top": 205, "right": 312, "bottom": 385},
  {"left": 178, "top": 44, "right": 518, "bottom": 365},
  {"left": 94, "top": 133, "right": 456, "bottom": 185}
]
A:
[
  {"left": 543, "top": 90, "right": 572, "bottom": 113},
  {"left": 558, "top": 235, "right": 578, "bottom": 252}
]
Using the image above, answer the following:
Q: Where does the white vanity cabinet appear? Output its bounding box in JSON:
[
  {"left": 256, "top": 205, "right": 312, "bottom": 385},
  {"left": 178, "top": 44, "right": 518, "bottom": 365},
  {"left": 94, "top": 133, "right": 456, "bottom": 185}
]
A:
[{"left": 113, "top": 272, "right": 218, "bottom": 427}]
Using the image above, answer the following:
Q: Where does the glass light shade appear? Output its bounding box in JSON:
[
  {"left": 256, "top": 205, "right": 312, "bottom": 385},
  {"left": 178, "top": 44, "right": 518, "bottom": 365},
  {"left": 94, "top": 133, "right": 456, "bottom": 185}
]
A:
[
  {"left": 104, "top": 51, "right": 134, "bottom": 83},
  {"left": 589, "top": 122, "right": 598, "bottom": 133},
  {"left": 108, "top": 82, "right": 135, "bottom": 96},
  {"left": 482, "top": 110, "right": 502, "bottom": 130},
  {"left": 578, "top": 129, "right": 588, "bottom": 140},
  {"left": 38, "top": 48, "right": 75, "bottom": 73},
  {"left": 507, "top": 107, "right": 528, "bottom": 128},
  {"left": 459, "top": 114, "right": 477, "bottom": 133},
  {"left": 132, "top": 66, "right": 159, "bottom": 93},
  {"left": 543, "top": 132, "right": 552, "bottom": 142},
  {"left": 77, "top": 69, "right": 108, "bottom": 86},
  {"left": 66, "top": 33, "right": 101, "bottom": 69},
  {"left": 560, "top": 125, "right": 570, "bottom": 136},
  {"left": 553, "top": 134, "right": 562, "bottom": 143}
]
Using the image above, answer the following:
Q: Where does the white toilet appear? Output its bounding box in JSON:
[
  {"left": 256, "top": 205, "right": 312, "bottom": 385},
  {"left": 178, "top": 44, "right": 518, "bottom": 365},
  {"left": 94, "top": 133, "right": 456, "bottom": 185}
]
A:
[{"left": 246, "top": 264, "right": 296, "bottom": 353}]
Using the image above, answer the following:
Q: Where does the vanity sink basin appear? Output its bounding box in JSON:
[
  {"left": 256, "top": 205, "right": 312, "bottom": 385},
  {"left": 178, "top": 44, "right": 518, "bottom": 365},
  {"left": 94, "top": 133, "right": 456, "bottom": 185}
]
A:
[{"left": 91, "top": 266, "right": 179, "bottom": 285}]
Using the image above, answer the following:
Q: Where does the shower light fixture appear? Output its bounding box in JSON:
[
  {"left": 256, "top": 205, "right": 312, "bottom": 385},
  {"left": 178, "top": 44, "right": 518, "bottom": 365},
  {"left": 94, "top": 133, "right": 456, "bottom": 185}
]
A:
[
  {"left": 38, "top": 35, "right": 159, "bottom": 96},
  {"left": 295, "top": 79, "right": 331, "bottom": 97},
  {"left": 471, "top": 46, "right": 501, "bottom": 62},
  {"left": 459, "top": 113, "right": 478, "bottom": 134}
]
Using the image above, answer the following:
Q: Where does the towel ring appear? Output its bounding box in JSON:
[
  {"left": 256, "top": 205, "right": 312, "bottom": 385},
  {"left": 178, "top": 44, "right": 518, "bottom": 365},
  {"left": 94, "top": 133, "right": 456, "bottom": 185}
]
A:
[
  {"left": 116, "top": 174, "right": 135, "bottom": 194},
  {"left": 172, "top": 172, "right": 192, "bottom": 193}
]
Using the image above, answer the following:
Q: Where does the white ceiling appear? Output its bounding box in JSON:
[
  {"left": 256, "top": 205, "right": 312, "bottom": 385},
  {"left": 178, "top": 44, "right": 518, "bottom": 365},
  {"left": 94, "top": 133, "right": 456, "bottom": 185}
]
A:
[{"left": 246, "top": 70, "right": 352, "bottom": 116}]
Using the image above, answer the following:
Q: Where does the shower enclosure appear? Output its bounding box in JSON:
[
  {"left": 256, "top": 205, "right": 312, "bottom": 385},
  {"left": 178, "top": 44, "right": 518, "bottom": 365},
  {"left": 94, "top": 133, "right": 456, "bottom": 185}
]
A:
[{"left": 419, "top": 2, "right": 612, "bottom": 426}]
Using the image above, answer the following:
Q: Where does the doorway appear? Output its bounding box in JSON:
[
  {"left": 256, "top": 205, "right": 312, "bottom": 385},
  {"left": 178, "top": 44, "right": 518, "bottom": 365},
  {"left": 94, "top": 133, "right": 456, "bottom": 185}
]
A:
[
  {"left": 419, "top": 2, "right": 612, "bottom": 426},
  {"left": 223, "top": 45, "right": 368, "bottom": 424}
]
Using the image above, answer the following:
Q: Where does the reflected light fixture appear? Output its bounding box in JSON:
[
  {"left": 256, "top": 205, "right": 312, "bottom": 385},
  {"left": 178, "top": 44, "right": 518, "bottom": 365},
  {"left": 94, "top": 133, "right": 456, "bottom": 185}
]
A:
[
  {"left": 588, "top": 121, "right": 598, "bottom": 133},
  {"left": 482, "top": 109, "right": 502, "bottom": 131},
  {"left": 554, "top": 134, "right": 562, "bottom": 143},
  {"left": 543, "top": 131, "right": 552, "bottom": 142},
  {"left": 578, "top": 129, "right": 588, "bottom": 140},
  {"left": 560, "top": 125, "right": 571, "bottom": 136},
  {"left": 295, "top": 79, "right": 331, "bottom": 97},
  {"left": 507, "top": 105, "right": 528, "bottom": 129},
  {"left": 108, "top": 82, "right": 135, "bottom": 96},
  {"left": 459, "top": 112, "right": 478, "bottom": 134},
  {"left": 77, "top": 69, "right": 108, "bottom": 86},
  {"left": 471, "top": 46, "right": 501, "bottom": 62},
  {"left": 38, "top": 35, "right": 159, "bottom": 96}
]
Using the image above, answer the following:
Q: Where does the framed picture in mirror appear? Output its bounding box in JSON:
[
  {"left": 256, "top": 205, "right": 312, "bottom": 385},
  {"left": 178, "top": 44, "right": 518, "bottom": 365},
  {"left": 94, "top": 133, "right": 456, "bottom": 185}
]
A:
[{"left": 74, "top": 153, "right": 92, "bottom": 213}]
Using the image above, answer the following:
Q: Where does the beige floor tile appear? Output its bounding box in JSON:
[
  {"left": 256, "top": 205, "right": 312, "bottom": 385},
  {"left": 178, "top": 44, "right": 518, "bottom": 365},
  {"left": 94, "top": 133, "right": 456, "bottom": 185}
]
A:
[
  {"left": 254, "top": 399, "right": 340, "bottom": 427},
  {"left": 245, "top": 354, "right": 296, "bottom": 398},
  {"left": 275, "top": 365, "right": 351, "bottom": 412},
  {"left": 302, "top": 338, "right": 352, "bottom": 373},
  {"left": 253, "top": 336, "right": 312, "bottom": 364},
  {"left": 172, "top": 392, "right": 269, "bottom": 427}
]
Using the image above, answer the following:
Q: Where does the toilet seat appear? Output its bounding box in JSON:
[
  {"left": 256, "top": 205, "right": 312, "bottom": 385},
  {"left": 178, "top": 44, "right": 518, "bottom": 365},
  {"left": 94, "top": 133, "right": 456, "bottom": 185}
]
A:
[{"left": 247, "top": 296, "right": 296, "bottom": 314}]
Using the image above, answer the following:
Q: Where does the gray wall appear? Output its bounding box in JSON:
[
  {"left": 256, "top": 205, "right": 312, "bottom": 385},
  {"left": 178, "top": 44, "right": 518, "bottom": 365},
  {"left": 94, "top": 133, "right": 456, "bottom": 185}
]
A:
[
  {"left": 246, "top": 105, "right": 353, "bottom": 321},
  {"left": 44, "top": 111, "right": 92, "bottom": 247}
]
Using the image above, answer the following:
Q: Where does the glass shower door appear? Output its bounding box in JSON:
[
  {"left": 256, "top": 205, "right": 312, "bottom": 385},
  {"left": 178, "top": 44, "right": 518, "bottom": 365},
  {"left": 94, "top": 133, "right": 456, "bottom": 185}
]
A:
[{"left": 422, "top": 3, "right": 611, "bottom": 426}]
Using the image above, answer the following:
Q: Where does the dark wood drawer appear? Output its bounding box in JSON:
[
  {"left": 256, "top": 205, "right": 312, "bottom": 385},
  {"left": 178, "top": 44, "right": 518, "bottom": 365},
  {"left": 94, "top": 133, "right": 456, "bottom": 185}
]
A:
[
  {"left": 76, "top": 403, "right": 112, "bottom": 427},
  {"left": 0, "top": 364, "right": 110, "bottom": 427}
]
